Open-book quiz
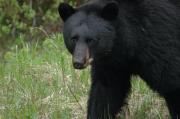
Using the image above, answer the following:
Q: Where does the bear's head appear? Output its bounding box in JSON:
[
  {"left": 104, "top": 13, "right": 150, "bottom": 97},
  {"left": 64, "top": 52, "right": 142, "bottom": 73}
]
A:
[{"left": 58, "top": 2, "right": 119, "bottom": 69}]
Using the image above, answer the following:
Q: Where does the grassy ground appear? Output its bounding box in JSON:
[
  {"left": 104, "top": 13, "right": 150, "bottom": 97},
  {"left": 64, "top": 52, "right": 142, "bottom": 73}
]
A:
[{"left": 0, "top": 34, "right": 169, "bottom": 119}]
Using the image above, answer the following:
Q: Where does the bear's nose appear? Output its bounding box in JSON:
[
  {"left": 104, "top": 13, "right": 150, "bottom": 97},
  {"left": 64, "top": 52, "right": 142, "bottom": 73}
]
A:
[{"left": 73, "top": 62, "right": 85, "bottom": 69}]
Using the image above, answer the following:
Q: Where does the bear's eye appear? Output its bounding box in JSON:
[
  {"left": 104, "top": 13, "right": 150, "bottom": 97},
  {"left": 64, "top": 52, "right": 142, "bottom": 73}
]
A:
[
  {"left": 71, "top": 35, "right": 79, "bottom": 42},
  {"left": 86, "top": 38, "right": 93, "bottom": 44}
]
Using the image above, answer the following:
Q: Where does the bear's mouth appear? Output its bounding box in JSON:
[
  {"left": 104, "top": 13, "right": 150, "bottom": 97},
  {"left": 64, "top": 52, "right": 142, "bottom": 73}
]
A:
[{"left": 72, "top": 42, "right": 93, "bottom": 69}]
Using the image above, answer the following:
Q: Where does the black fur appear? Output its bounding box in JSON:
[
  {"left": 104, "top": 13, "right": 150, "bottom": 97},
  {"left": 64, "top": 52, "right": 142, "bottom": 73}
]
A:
[{"left": 58, "top": 0, "right": 180, "bottom": 118}]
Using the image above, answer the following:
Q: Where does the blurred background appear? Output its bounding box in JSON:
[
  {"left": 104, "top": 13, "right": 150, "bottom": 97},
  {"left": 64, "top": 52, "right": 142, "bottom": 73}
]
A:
[
  {"left": 0, "top": 0, "right": 87, "bottom": 54},
  {"left": 0, "top": 0, "right": 169, "bottom": 119}
]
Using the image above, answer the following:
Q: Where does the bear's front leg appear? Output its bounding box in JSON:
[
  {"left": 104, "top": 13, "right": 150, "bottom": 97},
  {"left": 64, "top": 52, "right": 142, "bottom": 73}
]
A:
[
  {"left": 164, "top": 89, "right": 180, "bottom": 119},
  {"left": 87, "top": 66, "right": 131, "bottom": 119}
]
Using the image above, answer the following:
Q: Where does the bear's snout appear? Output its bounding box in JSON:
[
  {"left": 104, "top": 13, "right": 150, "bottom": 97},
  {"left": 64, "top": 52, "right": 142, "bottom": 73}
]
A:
[
  {"left": 73, "top": 41, "right": 93, "bottom": 69},
  {"left": 73, "top": 62, "right": 85, "bottom": 69}
]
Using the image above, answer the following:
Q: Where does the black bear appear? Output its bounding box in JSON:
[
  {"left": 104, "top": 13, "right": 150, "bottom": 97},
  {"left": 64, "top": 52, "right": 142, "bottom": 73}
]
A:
[{"left": 58, "top": 0, "right": 180, "bottom": 118}]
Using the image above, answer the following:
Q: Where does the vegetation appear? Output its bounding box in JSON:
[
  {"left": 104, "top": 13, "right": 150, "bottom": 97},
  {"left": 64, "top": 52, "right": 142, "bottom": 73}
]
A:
[
  {"left": 0, "top": 34, "right": 169, "bottom": 119},
  {"left": 0, "top": 0, "right": 170, "bottom": 119},
  {"left": 0, "top": 0, "right": 85, "bottom": 54}
]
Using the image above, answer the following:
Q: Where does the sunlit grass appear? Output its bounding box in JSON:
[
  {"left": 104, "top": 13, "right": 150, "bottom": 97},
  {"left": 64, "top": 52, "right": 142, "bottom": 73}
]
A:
[{"left": 0, "top": 34, "right": 169, "bottom": 119}]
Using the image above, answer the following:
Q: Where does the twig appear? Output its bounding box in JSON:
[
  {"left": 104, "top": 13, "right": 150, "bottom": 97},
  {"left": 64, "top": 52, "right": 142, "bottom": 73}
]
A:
[
  {"left": 32, "top": 27, "right": 49, "bottom": 37},
  {"left": 60, "top": 64, "right": 85, "bottom": 113}
]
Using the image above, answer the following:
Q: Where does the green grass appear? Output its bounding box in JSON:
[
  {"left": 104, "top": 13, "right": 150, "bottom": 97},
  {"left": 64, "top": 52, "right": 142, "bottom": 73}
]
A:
[{"left": 0, "top": 34, "right": 169, "bottom": 119}]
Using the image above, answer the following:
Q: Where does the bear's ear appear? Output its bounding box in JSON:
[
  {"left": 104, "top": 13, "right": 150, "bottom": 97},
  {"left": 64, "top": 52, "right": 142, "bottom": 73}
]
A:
[
  {"left": 58, "top": 3, "right": 75, "bottom": 22},
  {"left": 101, "top": 2, "right": 119, "bottom": 21}
]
